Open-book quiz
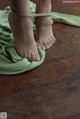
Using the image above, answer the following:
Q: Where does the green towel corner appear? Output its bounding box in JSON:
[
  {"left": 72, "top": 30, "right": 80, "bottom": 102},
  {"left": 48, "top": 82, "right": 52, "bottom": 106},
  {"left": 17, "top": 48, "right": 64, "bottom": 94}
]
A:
[{"left": 0, "top": 1, "right": 80, "bottom": 75}]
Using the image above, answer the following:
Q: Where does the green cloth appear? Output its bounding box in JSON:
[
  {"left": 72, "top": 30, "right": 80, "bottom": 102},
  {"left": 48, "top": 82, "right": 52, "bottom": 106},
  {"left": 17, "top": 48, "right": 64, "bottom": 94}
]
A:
[{"left": 0, "top": 2, "right": 80, "bottom": 75}]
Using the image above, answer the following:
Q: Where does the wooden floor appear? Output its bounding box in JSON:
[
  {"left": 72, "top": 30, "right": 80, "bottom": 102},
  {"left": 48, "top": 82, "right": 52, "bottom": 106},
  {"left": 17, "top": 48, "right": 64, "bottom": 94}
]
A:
[{"left": 0, "top": 0, "right": 80, "bottom": 119}]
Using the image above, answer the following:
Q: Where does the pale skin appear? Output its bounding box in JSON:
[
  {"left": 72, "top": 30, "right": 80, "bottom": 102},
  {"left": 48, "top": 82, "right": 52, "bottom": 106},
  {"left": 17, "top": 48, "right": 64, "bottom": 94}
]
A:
[{"left": 9, "top": 0, "right": 56, "bottom": 61}]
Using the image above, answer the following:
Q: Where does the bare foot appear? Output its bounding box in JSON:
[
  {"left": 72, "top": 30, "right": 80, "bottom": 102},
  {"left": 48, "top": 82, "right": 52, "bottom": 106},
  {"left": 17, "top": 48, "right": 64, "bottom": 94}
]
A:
[
  {"left": 35, "top": 25, "right": 56, "bottom": 50},
  {"left": 35, "top": 0, "right": 56, "bottom": 50},
  {"left": 8, "top": 12, "right": 40, "bottom": 61}
]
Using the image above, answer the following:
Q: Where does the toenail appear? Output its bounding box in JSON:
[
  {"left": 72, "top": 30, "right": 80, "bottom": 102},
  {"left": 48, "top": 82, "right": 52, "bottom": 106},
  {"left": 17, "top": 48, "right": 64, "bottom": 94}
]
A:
[{"left": 36, "top": 57, "right": 40, "bottom": 61}]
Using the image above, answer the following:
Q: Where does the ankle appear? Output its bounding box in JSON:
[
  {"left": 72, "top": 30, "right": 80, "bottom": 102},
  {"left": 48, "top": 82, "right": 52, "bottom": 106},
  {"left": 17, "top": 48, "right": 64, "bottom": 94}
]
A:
[{"left": 9, "top": 12, "right": 33, "bottom": 29}]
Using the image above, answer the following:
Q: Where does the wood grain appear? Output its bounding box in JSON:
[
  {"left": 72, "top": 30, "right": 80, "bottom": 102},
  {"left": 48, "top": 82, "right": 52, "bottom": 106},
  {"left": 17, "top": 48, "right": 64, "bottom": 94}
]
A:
[{"left": 0, "top": 0, "right": 80, "bottom": 119}]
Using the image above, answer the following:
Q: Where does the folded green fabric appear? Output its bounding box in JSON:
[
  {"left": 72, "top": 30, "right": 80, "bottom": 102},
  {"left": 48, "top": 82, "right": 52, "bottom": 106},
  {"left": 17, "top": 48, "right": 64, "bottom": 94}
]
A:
[{"left": 0, "top": 2, "right": 80, "bottom": 75}]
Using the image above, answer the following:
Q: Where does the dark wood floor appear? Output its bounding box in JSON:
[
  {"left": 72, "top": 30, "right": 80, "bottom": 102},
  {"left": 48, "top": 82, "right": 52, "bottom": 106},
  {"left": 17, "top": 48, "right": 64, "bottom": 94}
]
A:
[{"left": 0, "top": 0, "right": 80, "bottom": 119}]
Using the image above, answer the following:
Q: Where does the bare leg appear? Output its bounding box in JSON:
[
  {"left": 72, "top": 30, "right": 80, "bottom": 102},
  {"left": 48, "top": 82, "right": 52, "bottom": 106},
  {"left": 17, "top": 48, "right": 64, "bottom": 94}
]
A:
[
  {"left": 35, "top": 0, "right": 56, "bottom": 50},
  {"left": 9, "top": 0, "right": 40, "bottom": 61}
]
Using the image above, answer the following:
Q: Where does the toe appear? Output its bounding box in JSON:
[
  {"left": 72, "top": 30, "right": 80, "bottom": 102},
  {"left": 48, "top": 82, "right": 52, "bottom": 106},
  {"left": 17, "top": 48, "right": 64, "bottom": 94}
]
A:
[
  {"left": 31, "top": 52, "right": 36, "bottom": 61},
  {"left": 28, "top": 51, "right": 36, "bottom": 61},
  {"left": 29, "top": 49, "right": 40, "bottom": 61},
  {"left": 45, "top": 39, "right": 51, "bottom": 50},
  {"left": 38, "top": 39, "right": 45, "bottom": 50},
  {"left": 16, "top": 48, "right": 24, "bottom": 58},
  {"left": 51, "top": 36, "right": 56, "bottom": 43},
  {"left": 41, "top": 39, "right": 48, "bottom": 50},
  {"left": 35, "top": 49, "right": 40, "bottom": 61}
]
